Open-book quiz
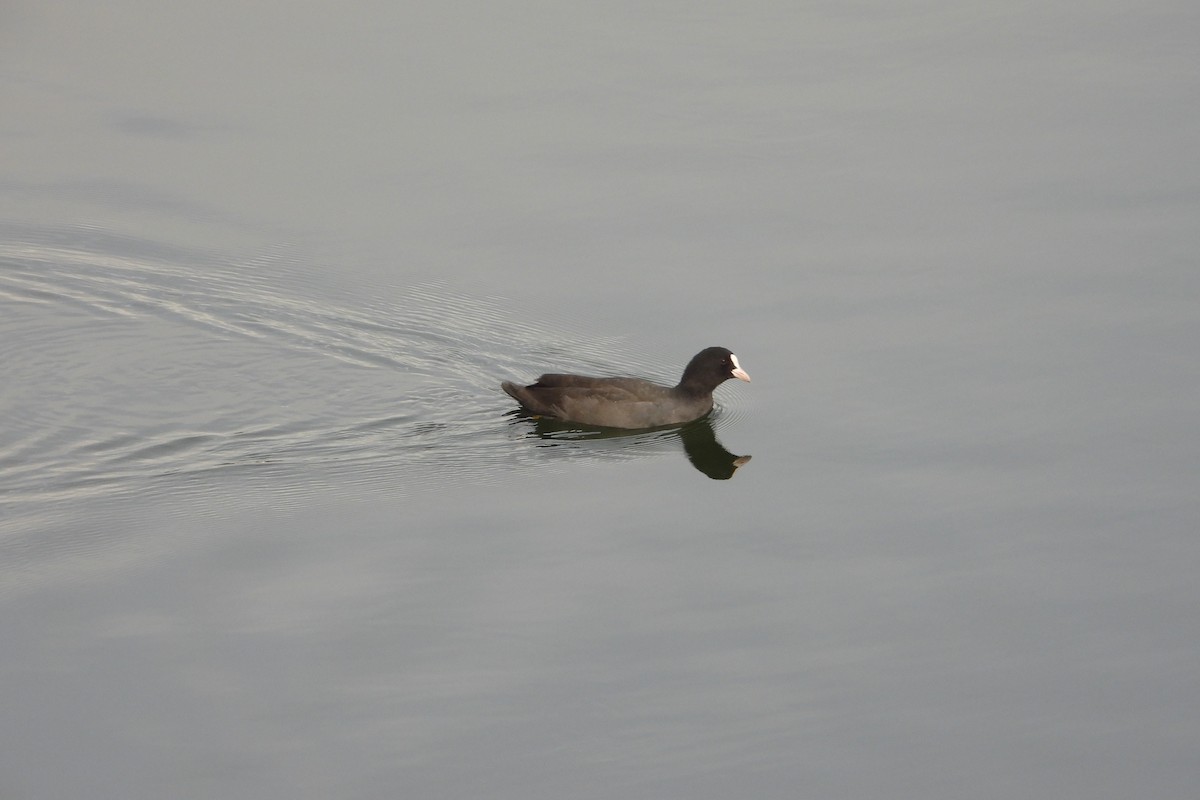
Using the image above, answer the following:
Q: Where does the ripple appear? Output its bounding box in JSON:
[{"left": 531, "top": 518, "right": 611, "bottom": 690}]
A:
[
  {"left": 0, "top": 224, "right": 762, "bottom": 600},
  {"left": 0, "top": 223, "right": 752, "bottom": 525}
]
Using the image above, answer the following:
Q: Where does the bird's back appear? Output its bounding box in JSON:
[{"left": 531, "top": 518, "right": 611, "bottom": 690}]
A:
[{"left": 502, "top": 374, "right": 708, "bottom": 428}]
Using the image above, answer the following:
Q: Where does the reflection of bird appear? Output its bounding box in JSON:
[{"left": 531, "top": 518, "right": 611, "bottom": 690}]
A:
[
  {"left": 501, "top": 347, "right": 751, "bottom": 429},
  {"left": 678, "top": 419, "right": 752, "bottom": 480},
  {"left": 512, "top": 414, "right": 752, "bottom": 481}
]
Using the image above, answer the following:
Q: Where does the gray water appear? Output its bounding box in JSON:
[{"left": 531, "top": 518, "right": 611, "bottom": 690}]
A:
[{"left": 3, "top": 2, "right": 1199, "bottom": 798}]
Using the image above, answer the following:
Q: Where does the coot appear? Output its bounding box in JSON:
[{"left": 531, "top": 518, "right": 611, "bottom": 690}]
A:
[{"left": 502, "top": 346, "right": 750, "bottom": 429}]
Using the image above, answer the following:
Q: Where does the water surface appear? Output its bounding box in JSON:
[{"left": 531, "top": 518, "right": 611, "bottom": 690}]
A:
[{"left": 2, "top": 2, "right": 1198, "bottom": 798}]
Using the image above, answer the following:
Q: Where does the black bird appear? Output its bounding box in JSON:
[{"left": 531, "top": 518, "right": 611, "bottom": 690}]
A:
[{"left": 502, "top": 346, "right": 750, "bottom": 429}]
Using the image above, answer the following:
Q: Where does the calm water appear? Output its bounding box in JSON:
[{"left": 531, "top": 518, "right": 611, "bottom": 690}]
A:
[{"left": 3, "top": 2, "right": 1198, "bottom": 798}]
